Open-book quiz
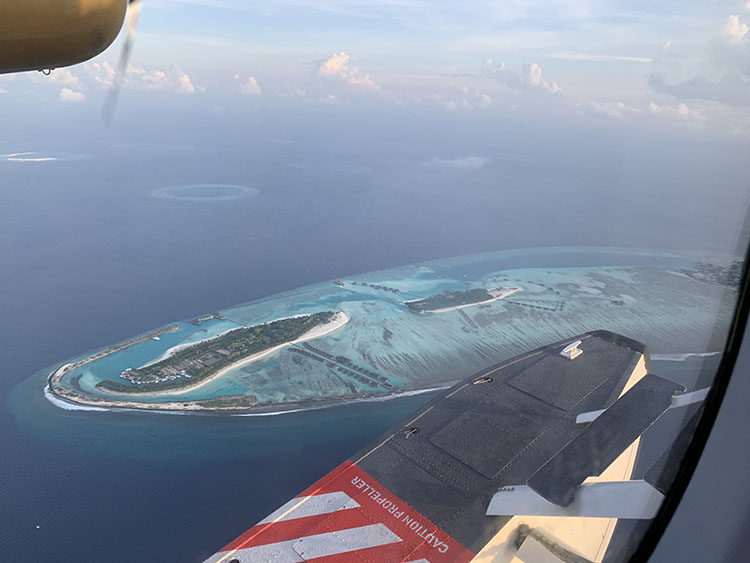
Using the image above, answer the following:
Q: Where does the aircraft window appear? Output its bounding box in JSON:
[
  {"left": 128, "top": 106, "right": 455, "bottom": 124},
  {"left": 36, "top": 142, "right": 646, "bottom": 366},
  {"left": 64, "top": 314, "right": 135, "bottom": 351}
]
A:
[{"left": 0, "top": 2, "right": 748, "bottom": 562}]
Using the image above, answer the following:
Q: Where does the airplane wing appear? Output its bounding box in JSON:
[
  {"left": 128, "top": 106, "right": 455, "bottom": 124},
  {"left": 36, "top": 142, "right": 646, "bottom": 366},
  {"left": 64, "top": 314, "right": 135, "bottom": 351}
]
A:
[{"left": 205, "top": 331, "right": 691, "bottom": 563}]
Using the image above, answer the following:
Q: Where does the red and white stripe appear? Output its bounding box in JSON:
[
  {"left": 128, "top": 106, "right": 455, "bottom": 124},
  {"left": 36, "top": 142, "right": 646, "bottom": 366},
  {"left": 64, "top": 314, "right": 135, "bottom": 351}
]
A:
[{"left": 205, "top": 461, "right": 475, "bottom": 563}]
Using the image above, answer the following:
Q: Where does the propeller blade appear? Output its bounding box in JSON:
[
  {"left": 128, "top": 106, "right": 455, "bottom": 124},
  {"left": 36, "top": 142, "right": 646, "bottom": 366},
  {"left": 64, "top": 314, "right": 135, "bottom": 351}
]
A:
[{"left": 102, "top": 0, "right": 142, "bottom": 125}]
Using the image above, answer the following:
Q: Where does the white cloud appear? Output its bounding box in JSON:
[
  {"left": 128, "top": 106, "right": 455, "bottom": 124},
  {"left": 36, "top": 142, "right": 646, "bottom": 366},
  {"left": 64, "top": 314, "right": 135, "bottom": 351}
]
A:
[
  {"left": 483, "top": 60, "right": 561, "bottom": 94},
  {"left": 59, "top": 88, "right": 86, "bottom": 103},
  {"left": 711, "top": 14, "right": 750, "bottom": 74},
  {"left": 551, "top": 52, "right": 653, "bottom": 63},
  {"left": 0, "top": 88, "right": 7, "bottom": 94},
  {"left": 648, "top": 101, "right": 705, "bottom": 122},
  {"left": 89, "top": 62, "right": 199, "bottom": 94},
  {"left": 318, "top": 93, "right": 339, "bottom": 103},
  {"left": 177, "top": 72, "right": 196, "bottom": 94},
  {"left": 585, "top": 100, "right": 641, "bottom": 119},
  {"left": 89, "top": 62, "right": 117, "bottom": 87},
  {"left": 430, "top": 85, "right": 493, "bottom": 112},
  {"left": 319, "top": 51, "right": 379, "bottom": 90},
  {"left": 722, "top": 14, "right": 749, "bottom": 43},
  {"left": 236, "top": 74, "right": 261, "bottom": 95},
  {"left": 425, "top": 156, "right": 488, "bottom": 170},
  {"left": 48, "top": 69, "right": 82, "bottom": 89}
]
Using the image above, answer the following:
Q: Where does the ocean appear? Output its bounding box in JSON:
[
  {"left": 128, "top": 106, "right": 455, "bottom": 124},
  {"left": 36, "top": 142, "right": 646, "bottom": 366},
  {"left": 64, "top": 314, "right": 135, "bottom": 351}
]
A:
[{"left": 1, "top": 123, "right": 747, "bottom": 562}]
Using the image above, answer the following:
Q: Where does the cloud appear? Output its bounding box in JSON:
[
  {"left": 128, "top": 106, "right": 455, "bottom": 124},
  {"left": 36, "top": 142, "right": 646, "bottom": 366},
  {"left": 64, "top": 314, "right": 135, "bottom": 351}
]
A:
[
  {"left": 722, "top": 14, "right": 749, "bottom": 43},
  {"left": 428, "top": 86, "right": 492, "bottom": 112},
  {"left": 319, "top": 52, "right": 379, "bottom": 90},
  {"left": 0, "top": 88, "right": 7, "bottom": 94},
  {"left": 59, "top": 88, "right": 86, "bottom": 103},
  {"left": 318, "top": 93, "right": 339, "bottom": 103},
  {"left": 648, "top": 101, "right": 705, "bottom": 122},
  {"left": 425, "top": 156, "right": 488, "bottom": 170},
  {"left": 585, "top": 100, "right": 641, "bottom": 119},
  {"left": 235, "top": 74, "right": 261, "bottom": 95},
  {"left": 649, "top": 72, "right": 750, "bottom": 106},
  {"left": 551, "top": 52, "right": 653, "bottom": 63},
  {"left": 89, "top": 62, "right": 199, "bottom": 94},
  {"left": 48, "top": 69, "right": 82, "bottom": 89},
  {"left": 483, "top": 60, "right": 561, "bottom": 94},
  {"left": 712, "top": 14, "right": 750, "bottom": 74}
]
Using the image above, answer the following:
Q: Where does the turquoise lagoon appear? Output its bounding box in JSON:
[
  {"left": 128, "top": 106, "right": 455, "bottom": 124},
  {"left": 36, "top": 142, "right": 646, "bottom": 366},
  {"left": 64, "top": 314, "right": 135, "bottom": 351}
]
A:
[{"left": 49, "top": 247, "right": 738, "bottom": 409}]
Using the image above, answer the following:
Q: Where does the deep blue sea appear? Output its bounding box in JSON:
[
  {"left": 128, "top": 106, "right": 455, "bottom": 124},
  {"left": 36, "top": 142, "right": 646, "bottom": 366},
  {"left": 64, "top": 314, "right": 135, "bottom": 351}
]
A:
[{"left": 1, "top": 115, "right": 748, "bottom": 562}]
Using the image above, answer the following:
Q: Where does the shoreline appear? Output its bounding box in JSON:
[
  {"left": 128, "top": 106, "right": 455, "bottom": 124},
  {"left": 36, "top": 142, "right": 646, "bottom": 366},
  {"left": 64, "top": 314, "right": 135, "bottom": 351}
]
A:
[
  {"left": 114, "top": 311, "right": 350, "bottom": 397},
  {"left": 49, "top": 325, "right": 181, "bottom": 389},
  {"left": 51, "top": 312, "right": 350, "bottom": 404},
  {"left": 411, "top": 287, "right": 521, "bottom": 314},
  {"left": 44, "top": 345, "right": 719, "bottom": 416},
  {"left": 45, "top": 372, "right": 451, "bottom": 416},
  {"left": 144, "top": 313, "right": 316, "bottom": 366}
]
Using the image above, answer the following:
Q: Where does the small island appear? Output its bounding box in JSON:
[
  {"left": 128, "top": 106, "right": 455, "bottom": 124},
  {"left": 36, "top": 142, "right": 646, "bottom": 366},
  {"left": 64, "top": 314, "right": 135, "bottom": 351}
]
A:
[
  {"left": 680, "top": 261, "right": 743, "bottom": 287},
  {"left": 48, "top": 311, "right": 349, "bottom": 409},
  {"left": 404, "top": 287, "right": 520, "bottom": 313},
  {"left": 99, "top": 311, "right": 339, "bottom": 394}
]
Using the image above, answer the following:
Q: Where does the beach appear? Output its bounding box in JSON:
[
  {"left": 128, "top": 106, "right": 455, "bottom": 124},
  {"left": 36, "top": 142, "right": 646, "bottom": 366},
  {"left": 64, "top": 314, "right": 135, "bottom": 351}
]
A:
[
  {"left": 427, "top": 287, "right": 521, "bottom": 313},
  {"left": 50, "top": 312, "right": 351, "bottom": 407}
]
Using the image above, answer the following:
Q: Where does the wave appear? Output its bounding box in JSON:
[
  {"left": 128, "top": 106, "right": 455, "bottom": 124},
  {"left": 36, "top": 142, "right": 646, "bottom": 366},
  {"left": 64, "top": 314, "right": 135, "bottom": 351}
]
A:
[
  {"left": 234, "top": 385, "right": 452, "bottom": 417},
  {"left": 44, "top": 386, "right": 109, "bottom": 412},
  {"left": 46, "top": 382, "right": 451, "bottom": 417},
  {"left": 651, "top": 351, "right": 722, "bottom": 362}
]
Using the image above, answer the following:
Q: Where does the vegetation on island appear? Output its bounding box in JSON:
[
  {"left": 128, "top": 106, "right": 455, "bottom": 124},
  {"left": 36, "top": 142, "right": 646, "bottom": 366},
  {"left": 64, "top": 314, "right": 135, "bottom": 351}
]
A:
[
  {"left": 406, "top": 288, "right": 492, "bottom": 313},
  {"left": 680, "top": 261, "right": 744, "bottom": 287},
  {"left": 96, "top": 311, "right": 335, "bottom": 394}
]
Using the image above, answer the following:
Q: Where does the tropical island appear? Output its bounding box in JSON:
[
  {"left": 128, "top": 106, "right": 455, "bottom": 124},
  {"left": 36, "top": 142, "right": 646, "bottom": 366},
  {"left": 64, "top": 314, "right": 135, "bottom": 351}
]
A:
[
  {"left": 404, "top": 287, "right": 520, "bottom": 313},
  {"left": 48, "top": 311, "right": 350, "bottom": 410},
  {"left": 43, "top": 248, "right": 738, "bottom": 415},
  {"left": 100, "top": 311, "right": 339, "bottom": 394}
]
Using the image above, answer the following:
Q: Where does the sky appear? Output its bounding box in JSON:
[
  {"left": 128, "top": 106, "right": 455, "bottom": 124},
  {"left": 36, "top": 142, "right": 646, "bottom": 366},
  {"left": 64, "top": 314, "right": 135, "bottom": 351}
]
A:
[{"left": 1, "top": 0, "right": 750, "bottom": 136}]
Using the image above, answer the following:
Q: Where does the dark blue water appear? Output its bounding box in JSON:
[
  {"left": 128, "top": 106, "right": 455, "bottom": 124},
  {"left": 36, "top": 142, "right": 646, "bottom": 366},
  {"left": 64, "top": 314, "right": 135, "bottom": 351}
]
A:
[
  {"left": 4, "top": 372, "right": 436, "bottom": 562},
  {"left": 1, "top": 107, "right": 748, "bottom": 562}
]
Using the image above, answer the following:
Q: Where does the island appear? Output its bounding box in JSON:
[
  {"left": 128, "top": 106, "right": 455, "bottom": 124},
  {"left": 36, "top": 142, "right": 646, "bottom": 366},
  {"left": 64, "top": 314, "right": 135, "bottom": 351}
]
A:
[
  {"left": 100, "top": 311, "right": 340, "bottom": 394},
  {"left": 43, "top": 248, "right": 738, "bottom": 415},
  {"left": 48, "top": 311, "right": 350, "bottom": 410},
  {"left": 404, "top": 287, "right": 520, "bottom": 313},
  {"left": 680, "top": 261, "right": 743, "bottom": 287}
]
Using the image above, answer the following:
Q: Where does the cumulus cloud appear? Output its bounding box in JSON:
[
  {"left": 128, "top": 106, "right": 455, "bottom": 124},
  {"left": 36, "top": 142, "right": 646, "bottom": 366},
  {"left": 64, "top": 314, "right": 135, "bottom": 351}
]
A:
[
  {"left": 48, "top": 69, "right": 82, "bottom": 89},
  {"left": 648, "top": 101, "right": 705, "bottom": 122},
  {"left": 89, "top": 62, "right": 198, "bottom": 94},
  {"left": 235, "top": 74, "right": 261, "bottom": 95},
  {"left": 483, "top": 60, "right": 561, "bottom": 94},
  {"left": 649, "top": 72, "right": 750, "bottom": 106},
  {"left": 585, "top": 100, "right": 641, "bottom": 119},
  {"left": 319, "top": 52, "right": 379, "bottom": 90},
  {"left": 712, "top": 14, "right": 750, "bottom": 74},
  {"left": 424, "top": 156, "right": 488, "bottom": 170},
  {"left": 59, "top": 88, "right": 86, "bottom": 103},
  {"left": 722, "top": 14, "right": 749, "bottom": 43},
  {"left": 429, "top": 86, "right": 492, "bottom": 112}
]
